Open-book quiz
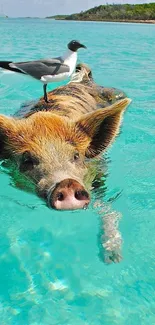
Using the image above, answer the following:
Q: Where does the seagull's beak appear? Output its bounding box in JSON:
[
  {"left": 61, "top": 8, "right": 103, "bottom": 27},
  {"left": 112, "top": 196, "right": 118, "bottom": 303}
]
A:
[{"left": 79, "top": 43, "right": 87, "bottom": 49}]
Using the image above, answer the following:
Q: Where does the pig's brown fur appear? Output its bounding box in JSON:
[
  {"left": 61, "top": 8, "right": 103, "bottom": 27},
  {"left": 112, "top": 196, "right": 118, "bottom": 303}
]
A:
[
  {"left": 24, "top": 63, "right": 126, "bottom": 120},
  {"left": 0, "top": 63, "right": 131, "bottom": 205},
  {"left": 0, "top": 99, "right": 130, "bottom": 159}
]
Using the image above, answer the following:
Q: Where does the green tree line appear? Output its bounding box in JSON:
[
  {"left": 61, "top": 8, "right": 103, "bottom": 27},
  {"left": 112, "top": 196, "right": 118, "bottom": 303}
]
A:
[{"left": 64, "top": 3, "right": 155, "bottom": 21}]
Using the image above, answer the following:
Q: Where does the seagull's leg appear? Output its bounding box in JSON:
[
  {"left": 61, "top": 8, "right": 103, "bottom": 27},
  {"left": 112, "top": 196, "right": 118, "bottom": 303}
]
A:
[{"left": 43, "top": 84, "right": 48, "bottom": 103}]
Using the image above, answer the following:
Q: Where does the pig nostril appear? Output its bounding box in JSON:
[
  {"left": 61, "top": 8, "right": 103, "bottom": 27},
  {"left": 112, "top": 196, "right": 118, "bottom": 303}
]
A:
[
  {"left": 57, "top": 192, "right": 64, "bottom": 201},
  {"left": 75, "top": 190, "right": 89, "bottom": 201}
]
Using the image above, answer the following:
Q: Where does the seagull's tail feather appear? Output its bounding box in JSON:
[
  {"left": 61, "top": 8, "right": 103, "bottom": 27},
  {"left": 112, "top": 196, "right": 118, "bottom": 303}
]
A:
[{"left": 0, "top": 61, "right": 24, "bottom": 74}]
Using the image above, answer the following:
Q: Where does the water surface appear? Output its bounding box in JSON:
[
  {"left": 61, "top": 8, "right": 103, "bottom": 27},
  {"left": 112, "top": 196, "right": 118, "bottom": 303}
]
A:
[{"left": 0, "top": 19, "right": 155, "bottom": 324}]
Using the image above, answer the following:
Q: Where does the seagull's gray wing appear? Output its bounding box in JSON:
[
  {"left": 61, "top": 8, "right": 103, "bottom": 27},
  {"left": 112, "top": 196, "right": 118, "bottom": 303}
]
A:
[
  {"left": 14, "top": 59, "right": 70, "bottom": 80},
  {"left": 41, "top": 57, "right": 64, "bottom": 65}
]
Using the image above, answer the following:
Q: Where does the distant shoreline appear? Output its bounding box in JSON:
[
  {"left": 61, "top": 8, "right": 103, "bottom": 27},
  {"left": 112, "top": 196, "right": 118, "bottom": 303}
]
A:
[
  {"left": 3, "top": 17, "right": 155, "bottom": 24},
  {"left": 46, "top": 3, "right": 155, "bottom": 25},
  {"left": 59, "top": 19, "right": 155, "bottom": 24},
  {"left": 46, "top": 18, "right": 155, "bottom": 24}
]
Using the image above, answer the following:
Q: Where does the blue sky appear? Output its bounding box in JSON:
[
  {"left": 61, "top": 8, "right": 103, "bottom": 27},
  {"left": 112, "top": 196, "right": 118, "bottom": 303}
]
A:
[{"left": 0, "top": 0, "right": 154, "bottom": 18}]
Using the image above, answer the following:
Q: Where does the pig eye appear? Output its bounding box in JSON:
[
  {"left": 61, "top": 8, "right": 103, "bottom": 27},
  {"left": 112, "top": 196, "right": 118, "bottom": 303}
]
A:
[
  {"left": 73, "top": 152, "right": 80, "bottom": 161},
  {"left": 20, "top": 151, "right": 39, "bottom": 172}
]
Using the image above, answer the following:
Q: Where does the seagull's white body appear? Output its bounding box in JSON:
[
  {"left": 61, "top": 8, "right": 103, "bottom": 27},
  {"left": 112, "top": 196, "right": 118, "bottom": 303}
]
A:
[
  {"left": 41, "top": 50, "right": 77, "bottom": 84},
  {"left": 63, "top": 49, "right": 78, "bottom": 75}
]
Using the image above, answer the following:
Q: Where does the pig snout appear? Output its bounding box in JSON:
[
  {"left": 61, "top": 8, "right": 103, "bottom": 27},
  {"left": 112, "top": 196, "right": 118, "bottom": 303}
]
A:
[{"left": 48, "top": 179, "right": 90, "bottom": 210}]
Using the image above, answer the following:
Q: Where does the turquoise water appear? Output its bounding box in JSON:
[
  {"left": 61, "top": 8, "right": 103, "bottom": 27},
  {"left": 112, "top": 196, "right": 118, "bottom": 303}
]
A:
[{"left": 0, "top": 18, "right": 155, "bottom": 324}]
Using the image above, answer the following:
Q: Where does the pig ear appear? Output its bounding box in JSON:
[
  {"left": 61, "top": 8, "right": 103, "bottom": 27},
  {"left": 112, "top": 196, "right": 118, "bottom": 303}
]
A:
[
  {"left": 0, "top": 115, "right": 17, "bottom": 158},
  {"left": 76, "top": 98, "right": 131, "bottom": 158}
]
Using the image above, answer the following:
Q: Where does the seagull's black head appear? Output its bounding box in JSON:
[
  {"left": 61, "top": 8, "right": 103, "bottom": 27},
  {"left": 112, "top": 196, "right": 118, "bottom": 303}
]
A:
[{"left": 68, "top": 40, "right": 87, "bottom": 52}]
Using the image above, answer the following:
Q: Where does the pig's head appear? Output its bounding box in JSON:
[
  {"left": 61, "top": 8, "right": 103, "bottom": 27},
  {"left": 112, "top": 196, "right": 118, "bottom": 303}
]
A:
[{"left": 0, "top": 98, "right": 131, "bottom": 210}]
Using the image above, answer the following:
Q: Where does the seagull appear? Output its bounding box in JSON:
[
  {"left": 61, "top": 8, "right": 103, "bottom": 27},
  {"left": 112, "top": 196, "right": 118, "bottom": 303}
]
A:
[{"left": 0, "top": 40, "right": 86, "bottom": 102}]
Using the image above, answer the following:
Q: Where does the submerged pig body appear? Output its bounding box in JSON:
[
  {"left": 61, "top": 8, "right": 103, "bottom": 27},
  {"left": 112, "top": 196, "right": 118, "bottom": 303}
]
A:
[{"left": 0, "top": 64, "right": 131, "bottom": 210}]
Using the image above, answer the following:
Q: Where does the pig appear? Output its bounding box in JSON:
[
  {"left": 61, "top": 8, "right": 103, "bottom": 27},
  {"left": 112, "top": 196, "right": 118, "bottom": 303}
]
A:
[{"left": 0, "top": 63, "right": 131, "bottom": 210}]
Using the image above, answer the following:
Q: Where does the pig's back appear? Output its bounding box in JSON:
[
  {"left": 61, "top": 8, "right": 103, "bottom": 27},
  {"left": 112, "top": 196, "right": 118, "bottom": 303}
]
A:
[{"left": 14, "top": 82, "right": 126, "bottom": 121}]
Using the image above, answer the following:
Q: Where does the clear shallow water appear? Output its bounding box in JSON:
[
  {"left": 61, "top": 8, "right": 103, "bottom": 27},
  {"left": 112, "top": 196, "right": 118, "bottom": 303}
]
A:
[{"left": 0, "top": 19, "right": 155, "bottom": 324}]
